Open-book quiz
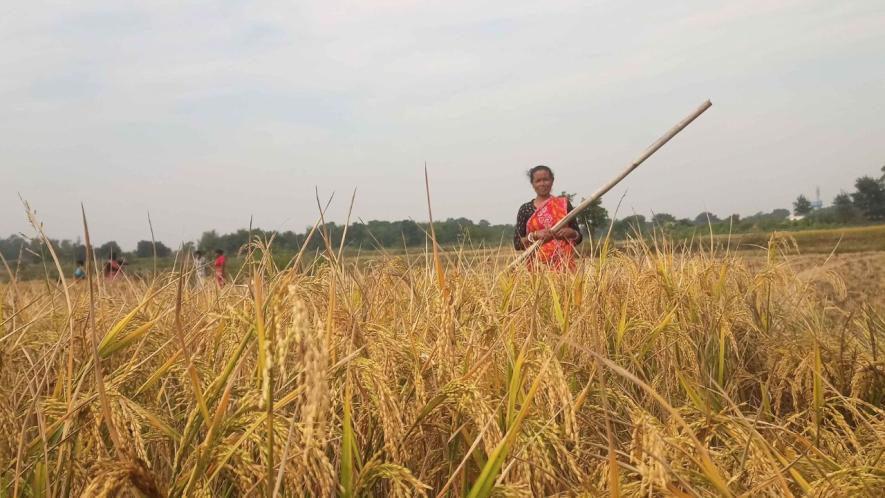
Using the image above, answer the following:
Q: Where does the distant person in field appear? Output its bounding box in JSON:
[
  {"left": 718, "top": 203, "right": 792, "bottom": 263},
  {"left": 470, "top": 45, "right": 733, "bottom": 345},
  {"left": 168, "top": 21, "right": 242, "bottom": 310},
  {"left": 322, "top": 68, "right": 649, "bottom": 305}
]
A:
[
  {"left": 73, "top": 260, "right": 86, "bottom": 280},
  {"left": 104, "top": 252, "right": 124, "bottom": 280},
  {"left": 514, "top": 165, "right": 582, "bottom": 269},
  {"left": 214, "top": 249, "right": 226, "bottom": 287},
  {"left": 192, "top": 250, "right": 208, "bottom": 288}
]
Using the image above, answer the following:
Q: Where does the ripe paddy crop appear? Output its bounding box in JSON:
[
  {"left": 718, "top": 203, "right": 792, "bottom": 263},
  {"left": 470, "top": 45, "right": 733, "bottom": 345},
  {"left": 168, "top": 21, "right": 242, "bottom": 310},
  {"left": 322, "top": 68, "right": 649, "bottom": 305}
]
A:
[{"left": 1, "top": 235, "right": 883, "bottom": 497}]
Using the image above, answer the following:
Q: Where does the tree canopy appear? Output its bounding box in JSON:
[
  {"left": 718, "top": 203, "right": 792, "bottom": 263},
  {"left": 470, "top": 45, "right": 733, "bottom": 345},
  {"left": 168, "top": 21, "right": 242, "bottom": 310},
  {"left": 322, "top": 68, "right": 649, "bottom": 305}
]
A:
[
  {"left": 793, "top": 195, "right": 813, "bottom": 216},
  {"left": 851, "top": 176, "right": 885, "bottom": 220},
  {"left": 135, "top": 240, "right": 172, "bottom": 258}
]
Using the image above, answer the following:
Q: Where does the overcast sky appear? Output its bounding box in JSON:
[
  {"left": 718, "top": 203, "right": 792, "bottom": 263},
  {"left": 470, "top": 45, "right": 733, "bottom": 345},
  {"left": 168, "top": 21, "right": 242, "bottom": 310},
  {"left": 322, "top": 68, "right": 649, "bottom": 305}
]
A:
[{"left": 3, "top": 0, "right": 884, "bottom": 249}]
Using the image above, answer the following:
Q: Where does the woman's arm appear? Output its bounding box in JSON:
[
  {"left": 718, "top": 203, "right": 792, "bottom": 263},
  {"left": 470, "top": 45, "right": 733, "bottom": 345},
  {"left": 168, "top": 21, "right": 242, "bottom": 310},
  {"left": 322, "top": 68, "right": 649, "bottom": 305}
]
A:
[
  {"left": 514, "top": 217, "right": 526, "bottom": 250},
  {"left": 520, "top": 229, "right": 555, "bottom": 249},
  {"left": 514, "top": 204, "right": 529, "bottom": 250}
]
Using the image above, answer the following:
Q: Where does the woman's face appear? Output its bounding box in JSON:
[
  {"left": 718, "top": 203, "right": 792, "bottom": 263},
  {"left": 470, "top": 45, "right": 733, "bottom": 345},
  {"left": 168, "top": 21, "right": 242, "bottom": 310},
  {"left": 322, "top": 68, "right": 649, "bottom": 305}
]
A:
[{"left": 531, "top": 169, "right": 553, "bottom": 197}]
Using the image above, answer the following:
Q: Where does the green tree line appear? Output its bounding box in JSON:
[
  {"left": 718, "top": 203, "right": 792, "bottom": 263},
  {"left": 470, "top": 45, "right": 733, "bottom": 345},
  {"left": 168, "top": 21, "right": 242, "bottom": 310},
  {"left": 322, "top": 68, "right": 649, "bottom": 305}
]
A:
[
  {"left": 607, "top": 166, "right": 885, "bottom": 237},
  {"left": 2, "top": 166, "right": 883, "bottom": 265}
]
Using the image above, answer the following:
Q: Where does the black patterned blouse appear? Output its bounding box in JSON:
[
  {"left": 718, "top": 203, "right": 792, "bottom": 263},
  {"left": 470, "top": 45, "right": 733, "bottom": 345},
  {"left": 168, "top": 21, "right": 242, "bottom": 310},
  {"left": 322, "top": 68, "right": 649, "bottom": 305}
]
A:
[{"left": 513, "top": 199, "right": 583, "bottom": 250}]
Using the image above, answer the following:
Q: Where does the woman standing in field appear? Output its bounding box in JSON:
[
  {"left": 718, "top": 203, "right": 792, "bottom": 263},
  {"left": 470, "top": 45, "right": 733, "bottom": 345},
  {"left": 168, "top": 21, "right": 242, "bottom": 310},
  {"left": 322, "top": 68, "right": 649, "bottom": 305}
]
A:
[
  {"left": 104, "top": 253, "right": 124, "bottom": 281},
  {"left": 214, "top": 249, "right": 226, "bottom": 287},
  {"left": 514, "top": 165, "right": 582, "bottom": 269}
]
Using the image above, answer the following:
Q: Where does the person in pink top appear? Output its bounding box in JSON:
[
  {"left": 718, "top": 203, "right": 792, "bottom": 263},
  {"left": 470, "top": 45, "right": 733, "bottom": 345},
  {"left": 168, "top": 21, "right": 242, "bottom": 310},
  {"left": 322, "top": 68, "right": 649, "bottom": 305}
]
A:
[
  {"left": 104, "top": 253, "right": 124, "bottom": 281},
  {"left": 214, "top": 249, "right": 226, "bottom": 287}
]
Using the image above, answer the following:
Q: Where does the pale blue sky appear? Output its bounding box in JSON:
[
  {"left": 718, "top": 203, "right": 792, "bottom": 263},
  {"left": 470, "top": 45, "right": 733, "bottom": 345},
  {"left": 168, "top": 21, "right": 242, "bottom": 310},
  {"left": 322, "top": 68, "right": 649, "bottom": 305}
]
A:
[{"left": 3, "top": 0, "right": 884, "bottom": 248}]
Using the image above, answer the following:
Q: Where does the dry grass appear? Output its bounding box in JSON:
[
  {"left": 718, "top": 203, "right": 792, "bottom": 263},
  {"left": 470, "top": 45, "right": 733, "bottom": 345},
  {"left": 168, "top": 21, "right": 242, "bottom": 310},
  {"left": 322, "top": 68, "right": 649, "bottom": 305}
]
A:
[
  {"left": 777, "top": 251, "right": 885, "bottom": 312},
  {"left": 662, "top": 224, "right": 885, "bottom": 255},
  {"left": 1, "top": 235, "right": 884, "bottom": 497}
]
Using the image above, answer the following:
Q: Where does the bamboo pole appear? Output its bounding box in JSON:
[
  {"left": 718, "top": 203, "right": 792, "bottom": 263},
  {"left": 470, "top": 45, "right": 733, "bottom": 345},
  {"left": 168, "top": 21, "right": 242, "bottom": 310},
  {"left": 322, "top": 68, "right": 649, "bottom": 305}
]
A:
[{"left": 510, "top": 99, "right": 713, "bottom": 268}]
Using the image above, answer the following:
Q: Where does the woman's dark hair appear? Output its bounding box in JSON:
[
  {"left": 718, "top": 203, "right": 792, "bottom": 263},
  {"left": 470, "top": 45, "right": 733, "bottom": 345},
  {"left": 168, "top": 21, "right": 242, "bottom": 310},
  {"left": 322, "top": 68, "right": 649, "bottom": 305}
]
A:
[
  {"left": 76, "top": 260, "right": 84, "bottom": 266},
  {"left": 215, "top": 249, "right": 224, "bottom": 255},
  {"left": 527, "top": 165, "right": 554, "bottom": 182}
]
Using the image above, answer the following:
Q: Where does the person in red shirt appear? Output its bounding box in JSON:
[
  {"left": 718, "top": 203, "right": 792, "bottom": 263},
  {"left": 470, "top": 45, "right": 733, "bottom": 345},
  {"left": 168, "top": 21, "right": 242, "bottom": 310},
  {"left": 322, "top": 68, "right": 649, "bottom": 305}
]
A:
[
  {"left": 104, "top": 253, "right": 124, "bottom": 281},
  {"left": 214, "top": 249, "right": 226, "bottom": 287}
]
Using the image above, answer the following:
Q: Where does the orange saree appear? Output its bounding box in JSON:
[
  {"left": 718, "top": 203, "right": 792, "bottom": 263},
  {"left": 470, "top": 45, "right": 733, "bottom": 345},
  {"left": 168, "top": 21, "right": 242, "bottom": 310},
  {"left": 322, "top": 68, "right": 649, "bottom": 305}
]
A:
[{"left": 525, "top": 196, "right": 576, "bottom": 270}]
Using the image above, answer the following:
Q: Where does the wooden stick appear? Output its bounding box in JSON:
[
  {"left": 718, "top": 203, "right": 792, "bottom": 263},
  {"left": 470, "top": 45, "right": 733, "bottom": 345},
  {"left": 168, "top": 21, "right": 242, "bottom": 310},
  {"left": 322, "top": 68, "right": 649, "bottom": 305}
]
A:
[{"left": 510, "top": 99, "right": 713, "bottom": 268}]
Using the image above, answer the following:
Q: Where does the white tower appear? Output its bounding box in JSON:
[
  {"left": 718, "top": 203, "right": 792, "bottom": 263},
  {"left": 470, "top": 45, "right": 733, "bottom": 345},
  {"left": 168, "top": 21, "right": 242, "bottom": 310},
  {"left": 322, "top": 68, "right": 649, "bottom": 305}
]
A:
[{"left": 811, "top": 186, "right": 823, "bottom": 210}]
